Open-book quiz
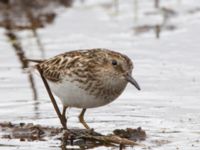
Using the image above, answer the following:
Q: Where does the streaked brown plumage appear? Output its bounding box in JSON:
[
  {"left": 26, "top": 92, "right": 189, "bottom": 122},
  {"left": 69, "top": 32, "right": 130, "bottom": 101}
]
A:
[{"left": 30, "top": 48, "right": 140, "bottom": 129}]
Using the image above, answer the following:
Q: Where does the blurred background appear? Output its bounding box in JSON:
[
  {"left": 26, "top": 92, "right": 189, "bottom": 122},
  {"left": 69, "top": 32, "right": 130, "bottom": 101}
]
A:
[{"left": 0, "top": 0, "right": 200, "bottom": 149}]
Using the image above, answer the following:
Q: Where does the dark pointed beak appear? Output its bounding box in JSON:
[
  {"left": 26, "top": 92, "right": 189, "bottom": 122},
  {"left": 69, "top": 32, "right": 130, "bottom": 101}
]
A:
[{"left": 125, "top": 74, "right": 141, "bottom": 90}]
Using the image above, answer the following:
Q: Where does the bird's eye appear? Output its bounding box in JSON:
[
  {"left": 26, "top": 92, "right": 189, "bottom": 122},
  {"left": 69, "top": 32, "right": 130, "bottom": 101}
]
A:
[{"left": 112, "top": 60, "right": 117, "bottom": 66}]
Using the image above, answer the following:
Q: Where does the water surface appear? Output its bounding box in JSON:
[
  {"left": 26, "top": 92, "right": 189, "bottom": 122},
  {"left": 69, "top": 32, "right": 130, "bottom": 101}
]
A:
[{"left": 0, "top": 0, "right": 200, "bottom": 149}]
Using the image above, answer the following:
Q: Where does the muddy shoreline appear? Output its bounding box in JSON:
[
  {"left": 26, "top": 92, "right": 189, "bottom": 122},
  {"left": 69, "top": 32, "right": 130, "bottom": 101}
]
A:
[{"left": 0, "top": 122, "right": 146, "bottom": 149}]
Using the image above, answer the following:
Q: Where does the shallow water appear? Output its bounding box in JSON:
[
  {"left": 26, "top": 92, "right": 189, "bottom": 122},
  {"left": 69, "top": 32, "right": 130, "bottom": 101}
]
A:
[{"left": 0, "top": 0, "right": 200, "bottom": 149}]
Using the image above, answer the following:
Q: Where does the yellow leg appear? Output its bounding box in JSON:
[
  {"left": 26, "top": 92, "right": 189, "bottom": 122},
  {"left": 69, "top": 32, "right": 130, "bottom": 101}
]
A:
[{"left": 79, "top": 108, "right": 90, "bottom": 129}]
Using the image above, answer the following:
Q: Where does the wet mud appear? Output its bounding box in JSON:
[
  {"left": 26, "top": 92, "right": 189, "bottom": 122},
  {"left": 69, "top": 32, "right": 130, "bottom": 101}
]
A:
[{"left": 0, "top": 122, "right": 146, "bottom": 149}]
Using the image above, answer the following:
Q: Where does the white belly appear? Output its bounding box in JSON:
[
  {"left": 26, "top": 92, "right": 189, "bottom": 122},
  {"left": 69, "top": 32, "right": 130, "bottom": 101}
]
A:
[{"left": 47, "top": 80, "right": 112, "bottom": 108}]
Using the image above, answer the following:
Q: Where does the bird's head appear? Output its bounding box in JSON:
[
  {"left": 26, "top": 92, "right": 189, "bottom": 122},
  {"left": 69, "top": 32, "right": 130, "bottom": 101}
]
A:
[{"left": 98, "top": 50, "right": 141, "bottom": 91}]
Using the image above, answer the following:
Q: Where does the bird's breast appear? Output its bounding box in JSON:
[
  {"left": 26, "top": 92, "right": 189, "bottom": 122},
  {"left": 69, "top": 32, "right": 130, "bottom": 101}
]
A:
[{"left": 47, "top": 74, "right": 127, "bottom": 108}]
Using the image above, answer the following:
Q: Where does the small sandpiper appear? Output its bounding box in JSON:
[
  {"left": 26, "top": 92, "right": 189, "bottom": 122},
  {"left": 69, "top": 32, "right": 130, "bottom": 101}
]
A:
[{"left": 28, "top": 48, "right": 140, "bottom": 129}]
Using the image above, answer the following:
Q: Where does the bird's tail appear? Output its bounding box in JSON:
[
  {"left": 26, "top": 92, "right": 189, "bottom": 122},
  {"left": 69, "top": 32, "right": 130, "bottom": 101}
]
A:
[
  {"left": 24, "top": 58, "right": 45, "bottom": 74},
  {"left": 26, "top": 58, "right": 45, "bottom": 63}
]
